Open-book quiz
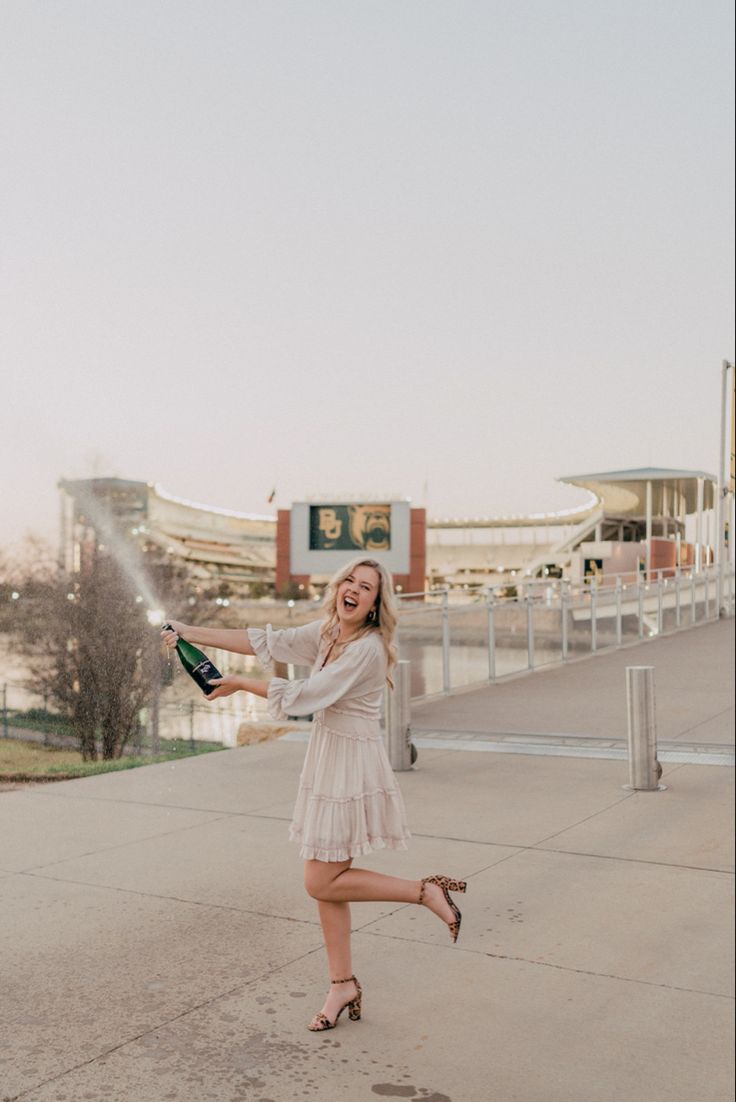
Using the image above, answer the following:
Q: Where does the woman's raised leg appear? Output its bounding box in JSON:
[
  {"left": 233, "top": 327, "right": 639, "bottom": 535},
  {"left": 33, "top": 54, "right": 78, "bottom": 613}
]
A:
[
  {"left": 304, "top": 859, "right": 465, "bottom": 1028},
  {"left": 304, "top": 860, "right": 458, "bottom": 930}
]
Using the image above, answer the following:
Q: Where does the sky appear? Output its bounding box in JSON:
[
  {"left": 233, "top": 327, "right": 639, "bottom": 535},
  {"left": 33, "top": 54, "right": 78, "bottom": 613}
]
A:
[{"left": 1, "top": 0, "right": 734, "bottom": 551}]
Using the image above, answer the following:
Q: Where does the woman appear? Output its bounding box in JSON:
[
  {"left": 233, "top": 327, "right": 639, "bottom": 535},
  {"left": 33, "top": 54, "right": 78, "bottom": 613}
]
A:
[{"left": 162, "top": 557, "right": 466, "bottom": 1032}]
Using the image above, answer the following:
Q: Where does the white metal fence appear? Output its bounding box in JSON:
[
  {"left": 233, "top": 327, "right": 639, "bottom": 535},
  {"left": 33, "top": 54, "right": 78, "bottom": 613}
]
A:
[
  {"left": 396, "top": 564, "right": 734, "bottom": 701},
  {"left": 3, "top": 565, "right": 732, "bottom": 742}
]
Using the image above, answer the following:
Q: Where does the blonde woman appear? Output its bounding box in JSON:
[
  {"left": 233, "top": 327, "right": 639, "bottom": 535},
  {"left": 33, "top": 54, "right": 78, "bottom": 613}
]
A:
[{"left": 162, "top": 556, "right": 467, "bottom": 1031}]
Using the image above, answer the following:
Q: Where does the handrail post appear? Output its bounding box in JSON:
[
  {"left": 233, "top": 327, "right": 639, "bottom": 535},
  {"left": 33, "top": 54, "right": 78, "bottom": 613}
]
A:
[
  {"left": 705, "top": 568, "right": 713, "bottom": 621},
  {"left": 561, "top": 581, "right": 569, "bottom": 660},
  {"left": 638, "top": 578, "right": 645, "bottom": 638},
  {"left": 717, "top": 360, "right": 730, "bottom": 615},
  {"left": 615, "top": 576, "right": 623, "bottom": 646},
  {"left": 441, "top": 590, "right": 450, "bottom": 693},
  {"left": 657, "top": 574, "right": 664, "bottom": 635},
  {"left": 590, "top": 578, "right": 598, "bottom": 652},
  {"left": 527, "top": 594, "right": 535, "bottom": 669},
  {"left": 675, "top": 568, "right": 681, "bottom": 628}
]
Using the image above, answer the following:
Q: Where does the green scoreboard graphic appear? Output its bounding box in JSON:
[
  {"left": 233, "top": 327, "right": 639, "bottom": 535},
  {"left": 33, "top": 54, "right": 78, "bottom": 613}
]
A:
[{"left": 309, "top": 504, "right": 391, "bottom": 552}]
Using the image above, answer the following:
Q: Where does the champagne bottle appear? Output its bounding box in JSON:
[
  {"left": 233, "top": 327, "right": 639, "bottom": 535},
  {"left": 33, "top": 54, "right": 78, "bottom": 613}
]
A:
[{"left": 163, "top": 623, "right": 222, "bottom": 696}]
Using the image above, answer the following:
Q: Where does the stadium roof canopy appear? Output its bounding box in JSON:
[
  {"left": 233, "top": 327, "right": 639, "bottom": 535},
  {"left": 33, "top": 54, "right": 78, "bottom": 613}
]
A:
[{"left": 558, "top": 467, "right": 716, "bottom": 516}]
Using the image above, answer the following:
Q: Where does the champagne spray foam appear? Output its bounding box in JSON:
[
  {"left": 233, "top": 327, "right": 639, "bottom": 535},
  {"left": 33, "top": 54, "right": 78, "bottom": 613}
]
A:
[{"left": 70, "top": 484, "right": 162, "bottom": 610}]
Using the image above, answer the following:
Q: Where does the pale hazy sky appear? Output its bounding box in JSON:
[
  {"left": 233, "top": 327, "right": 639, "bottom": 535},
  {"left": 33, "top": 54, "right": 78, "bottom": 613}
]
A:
[{"left": 2, "top": 0, "right": 734, "bottom": 550}]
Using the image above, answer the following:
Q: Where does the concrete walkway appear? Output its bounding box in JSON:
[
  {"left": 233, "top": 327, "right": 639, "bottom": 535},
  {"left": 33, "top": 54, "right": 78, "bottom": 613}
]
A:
[
  {"left": 1, "top": 621, "right": 733, "bottom": 1101},
  {"left": 412, "top": 617, "right": 735, "bottom": 747}
]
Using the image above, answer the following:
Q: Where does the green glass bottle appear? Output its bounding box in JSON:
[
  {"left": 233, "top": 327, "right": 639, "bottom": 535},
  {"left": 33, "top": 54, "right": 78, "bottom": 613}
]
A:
[{"left": 163, "top": 624, "right": 222, "bottom": 696}]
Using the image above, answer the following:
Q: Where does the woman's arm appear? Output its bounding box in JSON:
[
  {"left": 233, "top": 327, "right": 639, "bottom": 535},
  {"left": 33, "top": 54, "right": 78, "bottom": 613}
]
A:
[
  {"left": 205, "top": 675, "right": 270, "bottom": 701},
  {"left": 162, "top": 620, "right": 256, "bottom": 656},
  {"left": 267, "top": 634, "right": 383, "bottom": 718}
]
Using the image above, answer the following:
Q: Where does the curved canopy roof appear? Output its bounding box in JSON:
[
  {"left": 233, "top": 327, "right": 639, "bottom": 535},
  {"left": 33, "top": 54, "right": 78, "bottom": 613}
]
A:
[{"left": 558, "top": 467, "right": 716, "bottom": 517}]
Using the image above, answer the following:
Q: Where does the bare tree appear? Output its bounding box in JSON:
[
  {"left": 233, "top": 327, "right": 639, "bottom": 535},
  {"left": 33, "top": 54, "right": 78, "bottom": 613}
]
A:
[
  {"left": 11, "top": 538, "right": 189, "bottom": 760},
  {"left": 19, "top": 551, "right": 147, "bottom": 758}
]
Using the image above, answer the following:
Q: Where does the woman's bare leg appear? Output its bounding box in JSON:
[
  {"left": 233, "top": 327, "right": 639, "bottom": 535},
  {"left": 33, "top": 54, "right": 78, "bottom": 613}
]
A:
[
  {"left": 314, "top": 895, "right": 359, "bottom": 1023},
  {"left": 305, "top": 859, "right": 461, "bottom": 1026},
  {"left": 318, "top": 899, "right": 353, "bottom": 979},
  {"left": 304, "top": 861, "right": 457, "bottom": 926},
  {"left": 308, "top": 859, "right": 357, "bottom": 1024}
]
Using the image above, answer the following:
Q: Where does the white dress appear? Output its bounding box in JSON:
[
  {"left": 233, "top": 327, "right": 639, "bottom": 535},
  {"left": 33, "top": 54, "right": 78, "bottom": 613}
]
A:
[{"left": 247, "top": 620, "right": 411, "bottom": 862}]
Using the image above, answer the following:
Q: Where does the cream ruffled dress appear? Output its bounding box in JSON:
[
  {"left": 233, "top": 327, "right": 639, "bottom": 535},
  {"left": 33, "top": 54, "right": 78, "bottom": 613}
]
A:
[{"left": 247, "top": 620, "right": 411, "bottom": 862}]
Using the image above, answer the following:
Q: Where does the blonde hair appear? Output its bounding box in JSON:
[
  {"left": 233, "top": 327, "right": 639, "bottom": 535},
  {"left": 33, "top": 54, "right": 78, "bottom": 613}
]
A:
[{"left": 321, "top": 556, "right": 398, "bottom": 682}]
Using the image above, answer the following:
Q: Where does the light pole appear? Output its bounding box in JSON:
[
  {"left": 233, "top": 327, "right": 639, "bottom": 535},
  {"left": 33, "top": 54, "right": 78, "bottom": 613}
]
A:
[{"left": 717, "top": 360, "right": 734, "bottom": 614}]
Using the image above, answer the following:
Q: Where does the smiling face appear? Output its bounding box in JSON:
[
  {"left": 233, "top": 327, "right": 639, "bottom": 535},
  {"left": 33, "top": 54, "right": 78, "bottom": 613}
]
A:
[{"left": 336, "top": 563, "right": 380, "bottom": 633}]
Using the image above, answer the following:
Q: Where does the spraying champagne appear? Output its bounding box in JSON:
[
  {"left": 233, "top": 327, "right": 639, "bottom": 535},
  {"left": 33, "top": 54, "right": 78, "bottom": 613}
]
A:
[{"left": 162, "top": 623, "right": 222, "bottom": 696}]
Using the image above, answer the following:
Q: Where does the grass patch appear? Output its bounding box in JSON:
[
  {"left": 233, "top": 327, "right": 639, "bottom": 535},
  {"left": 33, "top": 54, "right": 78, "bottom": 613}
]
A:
[
  {"left": 7, "top": 709, "right": 76, "bottom": 740},
  {"left": 0, "top": 736, "right": 223, "bottom": 781}
]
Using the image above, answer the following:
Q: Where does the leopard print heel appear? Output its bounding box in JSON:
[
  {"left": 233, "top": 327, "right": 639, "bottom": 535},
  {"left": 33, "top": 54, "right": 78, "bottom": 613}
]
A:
[
  {"left": 419, "top": 875, "right": 468, "bottom": 944},
  {"left": 307, "top": 975, "right": 362, "bottom": 1032}
]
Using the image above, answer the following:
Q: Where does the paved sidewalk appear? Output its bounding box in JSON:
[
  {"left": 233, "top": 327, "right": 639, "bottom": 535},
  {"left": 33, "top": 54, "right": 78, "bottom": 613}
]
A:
[{"left": 0, "top": 620, "right": 733, "bottom": 1101}]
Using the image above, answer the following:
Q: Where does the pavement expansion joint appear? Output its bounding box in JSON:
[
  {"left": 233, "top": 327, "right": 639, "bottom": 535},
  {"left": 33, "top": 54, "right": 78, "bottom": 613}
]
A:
[
  {"left": 535, "top": 845, "right": 735, "bottom": 875},
  {"left": 9, "top": 813, "right": 233, "bottom": 875},
  {"left": 19, "top": 869, "right": 324, "bottom": 926},
  {"left": 29, "top": 789, "right": 297, "bottom": 818},
  {"left": 411, "top": 732, "right": 735, "bottom": 765},
  {"left": 476, "top": 949, "right": 734, "bottom": 999},
  {"left": 406, "top": 831, "right": 733, "bottom": 875},
  {"left": 356, "top": 927, "right": 729, "bottom": 998},
  {"left": 532, "top": 792, "right": 636, "bottom": 847}
]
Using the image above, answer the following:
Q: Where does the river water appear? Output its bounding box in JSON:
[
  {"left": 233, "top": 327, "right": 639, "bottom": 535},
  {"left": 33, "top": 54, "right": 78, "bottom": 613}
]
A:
[
  {"left": 2, "top": 632, "right": 565, "bottom": 744},
  {"left": 398, "top": 640, "right": 563, "bottom": 699}
]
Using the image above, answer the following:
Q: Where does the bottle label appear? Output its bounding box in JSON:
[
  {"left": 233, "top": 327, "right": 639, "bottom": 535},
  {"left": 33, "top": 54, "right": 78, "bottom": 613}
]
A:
[{"left": 191, "top": 658, "right": 221, "bottom": 695}]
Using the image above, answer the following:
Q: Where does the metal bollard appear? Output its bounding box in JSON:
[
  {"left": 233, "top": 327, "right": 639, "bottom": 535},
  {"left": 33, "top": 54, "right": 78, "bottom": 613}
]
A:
[
  {"left": 384, "top": 660, "right": 414, "bottom": 771},
  {"left": 624, "top": 666, "right": 666, "bottom": 791}
]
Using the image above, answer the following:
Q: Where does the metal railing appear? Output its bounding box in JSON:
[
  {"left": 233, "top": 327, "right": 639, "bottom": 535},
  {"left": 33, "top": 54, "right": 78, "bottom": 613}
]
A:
[{"left": 396, "top": 564, "right": 734, "bottom": 701}]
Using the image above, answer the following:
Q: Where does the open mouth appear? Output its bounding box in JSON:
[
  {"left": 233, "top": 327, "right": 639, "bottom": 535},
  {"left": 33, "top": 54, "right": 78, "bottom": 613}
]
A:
[{"left": 343, "top": 597, "right": 358, "bottom": 611}]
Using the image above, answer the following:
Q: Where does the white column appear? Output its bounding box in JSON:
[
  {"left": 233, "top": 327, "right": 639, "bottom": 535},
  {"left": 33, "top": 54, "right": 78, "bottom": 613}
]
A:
[
  {"left": 645, "top": 481, "right": 653, "bottom": 579},
  {"left": 695, "top": 478, "right": 704, "bottom": 572}
]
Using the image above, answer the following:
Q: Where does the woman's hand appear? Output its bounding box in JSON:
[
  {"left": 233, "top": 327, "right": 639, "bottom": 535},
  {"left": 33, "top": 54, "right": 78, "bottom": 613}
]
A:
[
  {"left": 205, "top": 675, "right": 244, "bottom": 700},
  {"left": 161, "top": 620, "right": 187, "bottom": 649},
  {"left": 206, "top": 675, "right": 270, "bottom": 701}
]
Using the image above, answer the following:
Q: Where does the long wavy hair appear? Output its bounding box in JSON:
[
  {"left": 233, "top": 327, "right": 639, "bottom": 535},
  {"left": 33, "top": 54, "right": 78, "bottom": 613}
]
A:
[{"left": 321, "top": 556, "right": 398, "bottom": 683}]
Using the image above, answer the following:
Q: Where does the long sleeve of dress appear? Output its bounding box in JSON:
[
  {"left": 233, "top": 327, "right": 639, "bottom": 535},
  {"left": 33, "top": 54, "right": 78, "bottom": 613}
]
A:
[
  {"left": 247, "top": 620, "right": 323, "bottom": 668},
  {"left": 266, "top": 635, "right": 385, "bottom": 720}
]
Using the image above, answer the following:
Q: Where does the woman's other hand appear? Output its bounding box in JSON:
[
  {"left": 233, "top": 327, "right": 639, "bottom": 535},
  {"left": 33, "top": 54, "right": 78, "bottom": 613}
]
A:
[{"left": 206, "top": 676, "right": 243, "bottom": 700}]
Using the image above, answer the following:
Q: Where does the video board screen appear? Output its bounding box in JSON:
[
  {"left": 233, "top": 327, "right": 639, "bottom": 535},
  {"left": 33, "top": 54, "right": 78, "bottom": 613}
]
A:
[
  {"left": 291, "top": 500, "right": 410, "bottom": 575},
  {"left": 309, "top": 504, "right": 391, "bottom": 552}
]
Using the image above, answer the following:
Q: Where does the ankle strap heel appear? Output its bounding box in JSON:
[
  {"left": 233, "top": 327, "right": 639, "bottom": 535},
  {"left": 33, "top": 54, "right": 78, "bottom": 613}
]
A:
[
  {"left": 419, "top": 874, "right": 468, "bottom": 944},
  {"left": 308, "top": 976, "right": 362, "bottom": 1032}
]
